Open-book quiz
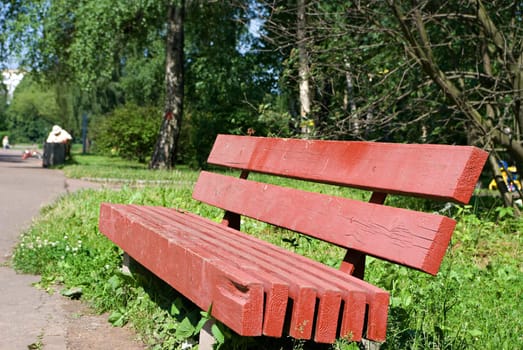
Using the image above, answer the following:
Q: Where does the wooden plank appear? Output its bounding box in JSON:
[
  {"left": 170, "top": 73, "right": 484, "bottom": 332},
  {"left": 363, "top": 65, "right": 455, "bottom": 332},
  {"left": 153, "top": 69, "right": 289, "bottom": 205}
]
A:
[
  {"left": 181, "top": 210, "right": 388, "bottom": 342},
  {"left": 104, "top": 204, "right": 319, "bottom": 340},
  {"left": 98, "top": 203, "right": 265, "bottom": 336},
  {"left": 207, "top": 134, "right": 488, "bottom": 204},
  {"left": 137, "top": 206, "right": 293, "bottom": 339},
  {"left": 100, "top": 202, "right": 389, "bottom": 342},
  {"left": 164, "top": 209, "right": 384, "bottom": 342},
  {"left": 193, "top": 171, "right": 456, "bottom": 275},
  {"left": 140, "top": 205, "right": 364, "bottom": 343},
  {"left": 110, "top": 204, "right": 382, "bottom": 342}
]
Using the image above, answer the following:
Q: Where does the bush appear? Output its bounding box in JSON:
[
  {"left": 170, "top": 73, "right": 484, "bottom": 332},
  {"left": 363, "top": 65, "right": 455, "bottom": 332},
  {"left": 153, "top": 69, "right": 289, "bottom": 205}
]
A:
[{"left": 91, "top": 104, "right": 160, "bottom": 163}]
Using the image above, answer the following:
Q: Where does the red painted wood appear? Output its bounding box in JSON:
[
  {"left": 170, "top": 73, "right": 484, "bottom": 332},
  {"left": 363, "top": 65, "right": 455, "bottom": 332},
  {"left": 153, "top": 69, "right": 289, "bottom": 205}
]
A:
[
  {"left": 173, "top": 210, "right": 385, "bottom": 342},
  {"left": 207, "top": 134, "right": 488, "bottom": 204},
  {"left": 135, "top": 205, "right": 298, "bottom": 339},
  {"left": 99, "top": 203, "right": 388, "bottom": 342},
  {"left": 193, "top": 171, "right": 456, "bottom": 275},
  {"left": 139, "top": 205, "right": 374, "bottom": 342},
  {"left": 180, "top": 212, "right": 386, "bottom": 341},
  {"left": 99, "top": 203, "right": 265, "bottom": 336},
  {"left": 137, "top": 206, "right": 293, "bottom": 338},
  {"left": 99, "top": 136, "right": 489, "bottom": 344},
  {"left": 340, "top": 192, "right": 387, "bottom": 278}
]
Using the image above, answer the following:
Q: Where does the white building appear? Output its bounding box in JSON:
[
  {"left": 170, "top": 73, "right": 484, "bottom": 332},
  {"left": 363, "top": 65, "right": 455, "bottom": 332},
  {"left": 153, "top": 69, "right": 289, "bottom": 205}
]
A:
[{"left": 2, "top": 69, "right": 24, "bottom": 102}]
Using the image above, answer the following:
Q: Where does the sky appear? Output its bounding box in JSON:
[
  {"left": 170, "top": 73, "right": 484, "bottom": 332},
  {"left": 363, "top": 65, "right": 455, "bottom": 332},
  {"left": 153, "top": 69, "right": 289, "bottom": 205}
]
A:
[{"left": 2, "top": 69, "right": 24, "bottom": 102}]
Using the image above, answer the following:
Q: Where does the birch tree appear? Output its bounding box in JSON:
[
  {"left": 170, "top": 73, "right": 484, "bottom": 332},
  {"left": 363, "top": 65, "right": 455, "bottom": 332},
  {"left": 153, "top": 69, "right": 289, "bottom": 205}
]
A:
[
  {"left": 296, "top": 0, "right": 312, "bottom": 135},
  {"left": 150, "top": 0, "right": 185, "bottom": 169}
]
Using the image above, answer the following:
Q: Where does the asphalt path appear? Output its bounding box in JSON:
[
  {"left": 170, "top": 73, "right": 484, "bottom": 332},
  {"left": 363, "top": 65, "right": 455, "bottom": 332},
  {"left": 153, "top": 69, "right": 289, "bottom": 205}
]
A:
[{"left": 0, "top": 147, "right": 101, "bottom": 349}]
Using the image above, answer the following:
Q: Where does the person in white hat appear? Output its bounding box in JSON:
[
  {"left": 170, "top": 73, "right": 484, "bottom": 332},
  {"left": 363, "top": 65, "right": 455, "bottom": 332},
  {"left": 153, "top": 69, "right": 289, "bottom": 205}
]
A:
[
  {"left": 46, "top": 125, "right": 72, "bottom": 144},
  {"left": 2, "top": 135, "right": 9, "bottom": 149}
]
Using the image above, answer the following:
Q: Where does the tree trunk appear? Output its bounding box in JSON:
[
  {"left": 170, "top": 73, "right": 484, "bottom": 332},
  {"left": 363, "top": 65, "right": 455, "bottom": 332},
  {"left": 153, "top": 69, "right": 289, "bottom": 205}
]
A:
[
  {"left": 344, "top": 59, "right": 360, "bottom": 136},
  {"left": 297, "top": 0, "right": 311, "bottom": 136},
  {"left": 150, "top": 0, "right": 185, "bottom": 169}
]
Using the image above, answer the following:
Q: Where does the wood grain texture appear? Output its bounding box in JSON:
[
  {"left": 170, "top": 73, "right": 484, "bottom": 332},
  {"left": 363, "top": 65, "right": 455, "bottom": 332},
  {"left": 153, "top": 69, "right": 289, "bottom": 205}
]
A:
[
  {"left": 99, "top": 203, "right": 264, "bottom": 337},
  {"left": 193, "top": 171, "right": 456, "bottom": 275},
  {"left": 207, "top": 134, "right": 488, "bottom": 204},
  {"left": 99, "top": 203, "right": 389, "bottom": 342}
]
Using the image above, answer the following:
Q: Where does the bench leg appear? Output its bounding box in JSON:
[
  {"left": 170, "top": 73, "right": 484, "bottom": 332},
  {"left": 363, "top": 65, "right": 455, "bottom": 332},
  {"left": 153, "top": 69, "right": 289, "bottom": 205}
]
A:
[
  {"left": 120, "top": 252, "right": 217, "bottom": 350},
  {"left": 121, "top": 252, "right": 217, "bottom": 349},
  {"left": 361, "top": 338, "right": 382, "bottom": 350},
  {"left": 120, "top": 252, "right": 133, "bottom": 275},
  {"left": 199, "top": 319, "right": 216, "bottom": 350}
]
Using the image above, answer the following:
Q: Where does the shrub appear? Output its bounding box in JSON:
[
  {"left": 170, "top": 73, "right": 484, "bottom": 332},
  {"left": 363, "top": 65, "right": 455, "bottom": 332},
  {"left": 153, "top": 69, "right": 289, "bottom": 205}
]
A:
[{"left": 91, "top": 104, "right": 160, "bottom": 163}]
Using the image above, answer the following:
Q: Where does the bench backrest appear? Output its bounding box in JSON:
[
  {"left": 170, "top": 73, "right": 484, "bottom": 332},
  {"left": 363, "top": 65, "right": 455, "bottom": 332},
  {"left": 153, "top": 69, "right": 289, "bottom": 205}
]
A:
[{"left": 193, "top": 134, "right": 488, "bottom": 276}]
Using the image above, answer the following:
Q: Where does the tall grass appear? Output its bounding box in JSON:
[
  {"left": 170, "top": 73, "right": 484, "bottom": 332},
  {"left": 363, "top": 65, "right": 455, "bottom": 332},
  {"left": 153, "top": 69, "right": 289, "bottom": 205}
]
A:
[{"left": 12, "top": 152, "right": 523, "bottom": 349}]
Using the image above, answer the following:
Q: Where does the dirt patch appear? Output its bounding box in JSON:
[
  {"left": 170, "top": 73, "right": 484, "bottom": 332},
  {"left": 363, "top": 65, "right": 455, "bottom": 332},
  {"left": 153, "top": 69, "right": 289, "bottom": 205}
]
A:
[{"left": 62, "top": 298, "right": 147, "bottom": 350}]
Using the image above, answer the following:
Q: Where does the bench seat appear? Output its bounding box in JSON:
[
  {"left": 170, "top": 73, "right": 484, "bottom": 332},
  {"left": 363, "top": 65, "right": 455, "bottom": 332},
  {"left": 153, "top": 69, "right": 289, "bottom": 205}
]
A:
[{"left": 100, "top": 203, "right": 389, "bottom": 343}]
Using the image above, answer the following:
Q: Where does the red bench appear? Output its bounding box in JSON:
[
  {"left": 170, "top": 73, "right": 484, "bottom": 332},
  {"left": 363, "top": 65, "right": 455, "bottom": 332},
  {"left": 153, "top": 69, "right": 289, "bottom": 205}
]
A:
[{"left": 99, "top": 134, "right": 487, "bottom": 348}]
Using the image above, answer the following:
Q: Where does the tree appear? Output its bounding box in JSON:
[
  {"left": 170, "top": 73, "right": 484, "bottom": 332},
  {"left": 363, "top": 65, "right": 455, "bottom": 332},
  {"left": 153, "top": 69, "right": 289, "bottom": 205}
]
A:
[
  {"left": 380, "top": 0, "right": 523, "bottom": 209},
  {"left": 150, "top": 0, "right": 184, "bottom": 169},
  {"left": 257, "top": 1, "right": 410, "bottom": 139},
  {"left": 182, "top": 1, "right": 282, "bottom": 165},
  {"left": 2, "top": 0, "right": 181, "bottom": 165},
  {"left": 6, "top": 74, "right": 62, "bottom": 142},
  {"left": 257, "top": 0, "right": 523, "bottom": 210},
  {"left": 296, "top": 0, "right": 312, "bottom": 135},
  {"left": 3, "top": 0, "right": 276, "bottom": 167}
]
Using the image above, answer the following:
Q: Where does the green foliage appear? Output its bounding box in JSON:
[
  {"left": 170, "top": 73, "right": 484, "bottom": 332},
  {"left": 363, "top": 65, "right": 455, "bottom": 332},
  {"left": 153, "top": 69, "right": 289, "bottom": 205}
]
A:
[
  {"left": 4, "top": 0, "right": 522, "bottom": 172},
  {"left": 4, "top": 0, "right": 284, "bottom": 167},
  {"left": 120, "top": 39, "right": 165, "bottom": 107},
  {"left": 5, "top": 75, "right": 61, "bottom": 143},
  {"left": 91, "top": 103, "right": 160, "bottom": 163},
  {"left": 178, "top": 1, "right": 282, "bottom": 167},
  {"left": 256, "top": 99, "right": 293, "bottom": 137}
]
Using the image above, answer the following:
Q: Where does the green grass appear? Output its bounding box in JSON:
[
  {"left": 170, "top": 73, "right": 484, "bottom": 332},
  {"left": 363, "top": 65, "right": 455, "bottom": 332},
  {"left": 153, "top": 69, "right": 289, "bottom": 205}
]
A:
[
  {"left": 63, "top": 152, "right": 199, "bottom": 183},
  {"left": 11, "top": 152, "right": 523, "bottom": 350}
]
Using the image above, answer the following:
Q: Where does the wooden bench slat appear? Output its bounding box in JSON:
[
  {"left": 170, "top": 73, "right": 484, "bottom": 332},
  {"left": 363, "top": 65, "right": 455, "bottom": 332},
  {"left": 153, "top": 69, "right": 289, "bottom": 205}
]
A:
[
  {"left": 193, "top": 171, "right": 456, "bottom": 275},
  {"left": 138, "top": 208, "right": 299, "bottom": 339},
  {"left": 207, "top": 134, "right": 488, "bottom": 204},
  {"left": 139, "top": 206, "right": 311, "bottom": 339},
  {"left": 167, "top": 208, "right": 385, "bottom": 341},
  {"left": 178, "top": 213, "right": 382, "bottom": 341},
  {"left": 101, "top": 203, "right": 388, "bottom": 342},
  {"left": 99, "top": 203, "right": 265, "bottom": 336},
  {"left": 183, "top": 210, "right": 389, "bottom": 341},
  {"left": 139, "top": 205, "right": 372, "bottom": 342},
  {"left": 180, "top": 211, "right": 389, "bottom": 341},
  {"left": 104, "top": 203, "right": 334, "bottom": 340}
]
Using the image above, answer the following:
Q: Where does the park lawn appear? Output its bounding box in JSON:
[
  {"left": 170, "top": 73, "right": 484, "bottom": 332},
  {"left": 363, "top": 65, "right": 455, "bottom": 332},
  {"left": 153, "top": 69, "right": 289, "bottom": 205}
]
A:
[{"left": 11, "top": 152, "right": 523, "bottom": 350}]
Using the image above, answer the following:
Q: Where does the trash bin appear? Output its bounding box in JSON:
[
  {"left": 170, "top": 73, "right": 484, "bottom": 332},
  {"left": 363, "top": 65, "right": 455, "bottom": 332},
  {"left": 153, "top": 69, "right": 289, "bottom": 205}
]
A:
[{"left": 42, "top": 142, "right": 66, "bottom": 168}]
